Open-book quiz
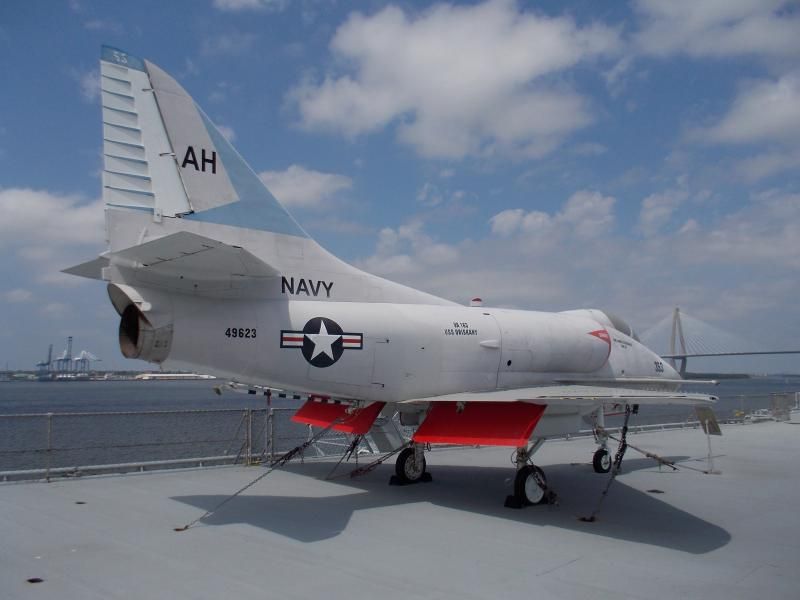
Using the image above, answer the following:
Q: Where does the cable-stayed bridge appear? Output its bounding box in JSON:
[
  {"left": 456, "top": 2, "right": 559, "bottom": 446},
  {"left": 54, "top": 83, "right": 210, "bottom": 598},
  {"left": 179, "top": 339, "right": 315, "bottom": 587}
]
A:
[{"left": 639, "top": 308, "right": 800, "bottom": 374}]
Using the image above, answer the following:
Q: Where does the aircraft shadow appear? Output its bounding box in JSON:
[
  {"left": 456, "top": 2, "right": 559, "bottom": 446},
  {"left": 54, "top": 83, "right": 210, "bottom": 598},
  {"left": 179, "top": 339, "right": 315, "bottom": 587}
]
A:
[{"left": 173, "top": 458, "right": 730, "bottom": 553}]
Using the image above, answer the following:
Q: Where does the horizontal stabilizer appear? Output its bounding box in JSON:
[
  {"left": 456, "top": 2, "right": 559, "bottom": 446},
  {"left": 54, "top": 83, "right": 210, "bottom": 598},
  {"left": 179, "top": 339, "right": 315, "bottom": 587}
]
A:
[
  {"left": 63, "top": 231, "right": 279, "bottom": 294},
  {"left": 113, "top": 231, "right": 276, "bottom": 277},
  {"left": 413, "top": 402, "right": 546, "bottom": 447},
  {"left": 401, "top": 384, "right": 716, "bottom": 407},
  {"left": 62, "top": 256, "right": 110, "bottom": 280}
]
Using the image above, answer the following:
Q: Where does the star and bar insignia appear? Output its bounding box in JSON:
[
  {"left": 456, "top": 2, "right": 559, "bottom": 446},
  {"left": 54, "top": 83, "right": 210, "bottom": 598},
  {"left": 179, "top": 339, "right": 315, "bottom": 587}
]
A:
[{"left": 281, "top": 317, "right": 363, "bottom": 368}]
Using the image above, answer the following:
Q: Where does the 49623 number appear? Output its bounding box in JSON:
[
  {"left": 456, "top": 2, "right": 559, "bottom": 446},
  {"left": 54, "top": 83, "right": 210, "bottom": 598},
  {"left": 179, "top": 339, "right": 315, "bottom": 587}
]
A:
[{"left": 225, "top": 328, "right": 256, "bottom": 339}]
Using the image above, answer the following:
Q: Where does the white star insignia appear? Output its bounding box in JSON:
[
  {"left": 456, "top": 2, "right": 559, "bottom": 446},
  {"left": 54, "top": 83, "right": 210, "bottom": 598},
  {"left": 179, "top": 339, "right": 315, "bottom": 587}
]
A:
[{"left": 305, "top": 320, "right": 341, "bottom": 360}]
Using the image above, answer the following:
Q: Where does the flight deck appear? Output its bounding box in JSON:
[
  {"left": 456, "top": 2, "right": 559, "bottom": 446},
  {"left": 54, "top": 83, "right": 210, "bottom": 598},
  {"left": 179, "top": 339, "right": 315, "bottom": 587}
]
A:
[{"left": 2, "top": 420, "right": 798, "bottom": 599}]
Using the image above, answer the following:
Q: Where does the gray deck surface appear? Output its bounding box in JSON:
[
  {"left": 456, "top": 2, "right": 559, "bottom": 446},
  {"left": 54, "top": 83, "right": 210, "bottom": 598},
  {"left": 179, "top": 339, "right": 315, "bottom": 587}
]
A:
[{"left": 2, "top": 421, "right": 799, "bottom": 599}]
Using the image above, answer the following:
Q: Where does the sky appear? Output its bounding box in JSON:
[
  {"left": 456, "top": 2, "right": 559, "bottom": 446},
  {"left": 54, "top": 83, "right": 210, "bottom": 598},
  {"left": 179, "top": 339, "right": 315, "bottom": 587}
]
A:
[{"left": 0, "top": 0, "right": 799, "bottom": 373}]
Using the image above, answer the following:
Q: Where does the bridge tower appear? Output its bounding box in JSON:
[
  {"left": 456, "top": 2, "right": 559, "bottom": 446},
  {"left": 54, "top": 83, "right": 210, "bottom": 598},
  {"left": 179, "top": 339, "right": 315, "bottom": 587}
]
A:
[{"left": 669, "top": 308, "right": 688, "bottom": 375}]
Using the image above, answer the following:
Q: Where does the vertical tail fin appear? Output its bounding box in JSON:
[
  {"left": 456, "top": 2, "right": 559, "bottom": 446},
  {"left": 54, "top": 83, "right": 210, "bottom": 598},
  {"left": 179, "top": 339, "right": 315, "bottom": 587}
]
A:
[
  {"left": 99, "top": 46, "right": 306, "bottom": 237},
  {"left": 68, "top": 47, "right": 453, "bottom": 306}
]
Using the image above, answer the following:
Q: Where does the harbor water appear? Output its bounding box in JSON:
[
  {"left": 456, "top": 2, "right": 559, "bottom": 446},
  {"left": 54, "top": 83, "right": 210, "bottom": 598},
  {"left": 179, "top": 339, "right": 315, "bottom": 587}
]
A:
[{"left": 0, "top": 380, "right": 306, "bottom": 473}]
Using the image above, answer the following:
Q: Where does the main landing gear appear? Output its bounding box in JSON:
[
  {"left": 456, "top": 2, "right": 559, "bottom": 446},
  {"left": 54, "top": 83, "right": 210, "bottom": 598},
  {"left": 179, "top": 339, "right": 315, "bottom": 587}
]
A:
[
  {"left": 504, "top": 440, "right": 556, "bottom": 508},
  {"left": 390, "top": 444, "right": 433, "bottom": 485}
]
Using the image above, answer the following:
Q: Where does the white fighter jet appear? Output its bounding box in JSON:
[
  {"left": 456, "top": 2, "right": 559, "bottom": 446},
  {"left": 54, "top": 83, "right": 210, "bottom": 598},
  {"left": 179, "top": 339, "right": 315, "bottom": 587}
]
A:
[{"left": 67, "top": 47, "right": 715, "bottom": 508}]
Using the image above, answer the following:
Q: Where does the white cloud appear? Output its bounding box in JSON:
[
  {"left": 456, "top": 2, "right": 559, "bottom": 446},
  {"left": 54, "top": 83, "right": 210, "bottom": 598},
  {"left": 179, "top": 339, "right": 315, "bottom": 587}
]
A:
[
  {"left": 3, "top": 289, "right": 32, "bottom": 303},
  {"left": 290, "top": 0, "right": 620, "bottom": 159},
  {"left": 489, "top": 190, "right": 615, "bottom": 238},
  {"left": 353, "top": 188, "right": 800, "bottom": 358},
  {"left": 41, "top": 302, "right": 69, "bottom": 317},
  {"left": 0, "top": 188, "right": 105, "bottom": 286},
  {"left": 259, "top": 165, "right": 353, "bottom": 209},
  {"left": 216, "top": 124, "right": 236, "bottom": 143},
  {"left": 670, "top": 191, "right": 800, "bottom": 268},
  {"left": 201, "top": 33, "right": 257, "bottom": 56},
  {"left": 0, "top": 188, "right": 105, "bottom": 249},
  {"left": 559, "top": 191, "right": 616, "bottom": 238},
  {"left": 678, "top": 219, "right": 700, "bottom": 234},
  {"left": 181, "top": 58, "right": 199, "bottom": 78},
  {"left": 695, "top": 72, "right": 800, "bottom": 145},
  {"left": 83, "top": 19, "right": 123, "bottom": 34},
  {"left": 634, "top": 0, "right": 800, "bottom": 59},
  {"left": 416, "top": 182, "right": 444, "bottom": 207},
  {"left": 303, "top": 216, "right": 372, "bottom": 236},
  {"left": 213, "top": 0, "right": 287, "bottom": 11},
  {"left": 79, "top": 69, "right": 100, "bottom": 103},
  {"left": 638, "top": 189, "right": 688, "bottom": 237},
  {"left": 706, "top": 74, "right": 800, "bottom": 146},
  {"left": 490, "top": 208, "right": 530, "bottom": 236},
  {"left": 572, "top": 142, "right": 608, "bottom": 156},
  {"left": 603, "top": 55, "right": 634, "bottom": 96},
  {"left": 208, "top": 81, "right": 240, "bottom": 104},
  {"left": 736, "top": 150, "right": 800, "bottom": 182},
  {"left": 359, "top": 220, "right": 459, "bottom": 276}
]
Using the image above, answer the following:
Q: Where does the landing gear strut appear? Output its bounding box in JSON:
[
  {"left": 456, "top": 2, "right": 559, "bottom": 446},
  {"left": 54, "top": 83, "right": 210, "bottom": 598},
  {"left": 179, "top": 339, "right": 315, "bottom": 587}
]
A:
[
  {"left": 391, "top": 443, "right": 432, "bottom": 485},
  {"left": 592, "top": 404, "right": 611, "bottom": 473},
  {"left": 504, "top": 441, "right": 556, "bottom": 508}
]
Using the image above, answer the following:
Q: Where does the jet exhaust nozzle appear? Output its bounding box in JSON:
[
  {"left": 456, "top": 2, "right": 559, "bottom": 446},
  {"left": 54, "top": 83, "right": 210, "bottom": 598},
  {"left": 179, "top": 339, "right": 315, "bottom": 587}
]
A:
[{"left": 108, "top": 284, "right": 173, "bottom": 363}]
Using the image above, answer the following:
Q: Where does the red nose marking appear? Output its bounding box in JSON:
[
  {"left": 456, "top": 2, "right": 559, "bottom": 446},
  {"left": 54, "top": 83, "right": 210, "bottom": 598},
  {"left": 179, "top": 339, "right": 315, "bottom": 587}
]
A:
[{"left": 589, "top": 329, "right": 612, "bottom": 356}]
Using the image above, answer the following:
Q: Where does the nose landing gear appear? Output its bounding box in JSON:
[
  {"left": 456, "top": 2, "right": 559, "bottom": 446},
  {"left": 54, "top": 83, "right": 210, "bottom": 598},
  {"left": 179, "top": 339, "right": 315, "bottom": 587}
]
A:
[
  {"left": 593, "top": 448, "right": 612, "bottom": 473},
  {"left": 592, "top": 404, "right": 612, "bottom": 473}
]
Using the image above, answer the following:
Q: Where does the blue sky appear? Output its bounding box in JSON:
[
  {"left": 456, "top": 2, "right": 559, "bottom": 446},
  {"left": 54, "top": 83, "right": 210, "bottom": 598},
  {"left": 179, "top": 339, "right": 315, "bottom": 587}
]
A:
[{"left": 1, "top": 0, "right": 799, "bottom": 372}]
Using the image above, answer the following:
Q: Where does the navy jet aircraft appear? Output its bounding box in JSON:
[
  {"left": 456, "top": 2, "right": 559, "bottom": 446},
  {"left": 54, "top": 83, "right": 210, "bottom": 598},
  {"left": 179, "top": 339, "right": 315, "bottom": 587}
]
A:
[{"left": 67, "top": 47, "right": 715, "bottom": 507}]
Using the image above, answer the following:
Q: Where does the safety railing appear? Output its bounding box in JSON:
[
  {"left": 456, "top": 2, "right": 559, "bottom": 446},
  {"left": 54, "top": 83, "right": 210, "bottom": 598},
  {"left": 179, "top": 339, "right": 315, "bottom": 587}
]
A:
[
  {"left": 0, "top": 407, "right": 356, "bottom": 482},
  {"left": 1, "top": 392, "right": 796, "bottom": 482}
]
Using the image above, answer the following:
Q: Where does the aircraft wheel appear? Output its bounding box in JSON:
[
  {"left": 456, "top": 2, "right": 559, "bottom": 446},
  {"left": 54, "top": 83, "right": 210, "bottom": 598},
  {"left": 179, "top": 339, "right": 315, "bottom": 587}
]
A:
[
  {"left": 513, "top": 465, "right": 547, "bottom": 506},
  {"left": 395, "top": 447, "right": 427, "bottom": 484},
  {"left": 593, "top": 448, "right": 611, "bottom": 473}
]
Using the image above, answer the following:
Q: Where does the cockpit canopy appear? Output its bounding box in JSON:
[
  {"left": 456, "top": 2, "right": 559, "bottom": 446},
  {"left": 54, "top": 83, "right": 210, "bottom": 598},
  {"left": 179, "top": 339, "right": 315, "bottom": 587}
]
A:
[
  {"left": 559, "top": 308, "right": 640, "bottom": 342},
  {"left": 602, "top": 311, "right": 640, "bottom": 342}
]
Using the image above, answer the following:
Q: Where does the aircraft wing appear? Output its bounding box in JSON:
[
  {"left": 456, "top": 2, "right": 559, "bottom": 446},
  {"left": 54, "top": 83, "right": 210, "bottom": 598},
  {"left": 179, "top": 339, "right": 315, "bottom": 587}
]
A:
[
  {"left": 399, "top": 384, "right": 716, "bottom": 406},
  {"left": 290, "top": 386, "right": 715, "bottom": 449},
  {"left": 393, "top": 385, "right": 716, "bottom": 446}
]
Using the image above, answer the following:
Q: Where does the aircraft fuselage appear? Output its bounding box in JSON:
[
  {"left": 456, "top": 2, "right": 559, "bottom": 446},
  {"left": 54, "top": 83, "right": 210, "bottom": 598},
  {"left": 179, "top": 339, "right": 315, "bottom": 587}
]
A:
[{"left": 147, "top": 295, "right": 680, "bottom": 402}]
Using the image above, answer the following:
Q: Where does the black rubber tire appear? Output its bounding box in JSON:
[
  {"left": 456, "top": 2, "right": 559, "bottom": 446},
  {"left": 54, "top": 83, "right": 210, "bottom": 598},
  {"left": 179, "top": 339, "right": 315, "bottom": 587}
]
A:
[
  {"left": 395, "top": 447, "right": 426, "bottom": 484},
  {"left": 513, "top": 465, "right": 547, "bottom": 506},
  {"left": 593, "top": 448, "right": 611, "bottom": 473}
]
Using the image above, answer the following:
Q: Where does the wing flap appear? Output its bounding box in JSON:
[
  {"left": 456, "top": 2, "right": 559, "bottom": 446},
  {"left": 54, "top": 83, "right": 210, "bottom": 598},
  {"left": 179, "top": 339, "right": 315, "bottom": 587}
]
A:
[
  {"left": 413, "top": 402, "right": 546, "bottom": 447},
  {"left": 292, "top": 399, "right": 385, "bottom": 435}
]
